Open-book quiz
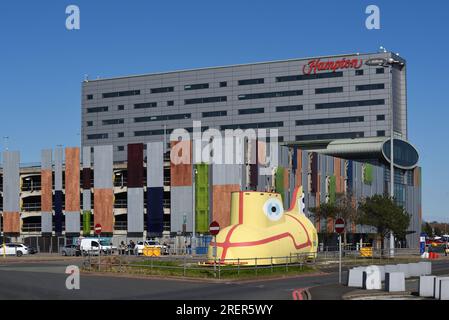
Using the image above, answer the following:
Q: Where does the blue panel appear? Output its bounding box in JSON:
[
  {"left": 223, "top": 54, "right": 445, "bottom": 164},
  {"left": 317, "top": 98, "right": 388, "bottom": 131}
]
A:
[
  {"left": 347, "top": 160, "right": 353, "bottom": 193},
  {"left": 292, "top": 147, "right": 298, "bottom": 173},
  {"left": 54, "top": 190, "right": 63, "bottom": 234},
  {"left": 147, "top": 187, "right": 164, "bottom": 236}
]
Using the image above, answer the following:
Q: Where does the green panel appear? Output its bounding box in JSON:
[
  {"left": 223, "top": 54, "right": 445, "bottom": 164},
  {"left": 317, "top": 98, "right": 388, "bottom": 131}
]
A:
[
  {"left": 82, "top": 210, "right": 91, "bottom": 236},
  {"left": 275, "top": 167, "right": 285, "bottom": 201},
  {"left": 195, "top": 163, "right": 209, "bottom": 233},
  {"left": 329, "top": 175, "right": 336, "bottom": 204},
  {"left": 364, "top": 163, "right": 373, "bottom": 185}
]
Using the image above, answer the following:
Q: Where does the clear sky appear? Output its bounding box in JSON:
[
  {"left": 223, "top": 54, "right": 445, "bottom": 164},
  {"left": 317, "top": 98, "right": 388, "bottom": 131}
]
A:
[{"left": 0, "top": 1, "right": 448, "bottom": 222}]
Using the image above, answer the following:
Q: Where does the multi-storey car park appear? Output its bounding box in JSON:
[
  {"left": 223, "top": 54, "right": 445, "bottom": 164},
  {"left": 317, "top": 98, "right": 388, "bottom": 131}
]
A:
[{"left": 0, "top": 52, "right": 421, "bottom": 250}]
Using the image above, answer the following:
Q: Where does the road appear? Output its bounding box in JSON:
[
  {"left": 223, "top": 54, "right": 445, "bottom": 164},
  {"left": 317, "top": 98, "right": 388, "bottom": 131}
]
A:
[{"left": 1, "top": 258, "right": 449, "bottom": 299}]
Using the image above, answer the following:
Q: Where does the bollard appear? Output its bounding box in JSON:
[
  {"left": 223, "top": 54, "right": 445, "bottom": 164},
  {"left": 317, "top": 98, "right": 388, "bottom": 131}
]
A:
[
  {"left": 419, "top": 276, "right": 436, "bottom": 297},
  {"left": 385, "top": 272, "right": 405, "bottom": 292}
]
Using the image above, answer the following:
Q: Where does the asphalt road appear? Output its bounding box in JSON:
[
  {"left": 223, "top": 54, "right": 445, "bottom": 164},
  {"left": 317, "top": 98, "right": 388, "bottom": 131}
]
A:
[{"left": 1, "top": 259, "right": 449, "bottom": 300}]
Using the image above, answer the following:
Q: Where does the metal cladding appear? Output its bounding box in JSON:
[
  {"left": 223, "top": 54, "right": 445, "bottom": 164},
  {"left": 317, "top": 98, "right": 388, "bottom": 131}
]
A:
[
  {"left": 127, "top": 143, "right": 144, "bottom": 188},
  {"left": 41, "top": 149, "right": 53, "bottom": 235},
  {"left": 147, "top": 142, "right": 164, "bottom": 236},
  {"left": 171, "top": 186, "right": 193, "bottom": 233},
  {"left": 65, "top": 148, "right": 80, "bottom": 236},
  {"left": 82, "top": 147, "right": 92, "bottom": 236},
  {"left": 2, "top": 151, "right": 20, "bottom": 235},
  {"left": 94, "top": 145, "right": 114, "bottom": 233},
  {"left": 54, "top": 148, "right": 63, "bottom": 234}
]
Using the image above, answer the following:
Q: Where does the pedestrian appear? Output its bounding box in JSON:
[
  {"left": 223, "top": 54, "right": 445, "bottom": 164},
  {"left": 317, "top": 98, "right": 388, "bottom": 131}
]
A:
[
  {"left": 120, "top": 241, "right": 126, "bottom": 255},
  {"left": 129, "top": 240, "right": 135, "bottom": 255}
]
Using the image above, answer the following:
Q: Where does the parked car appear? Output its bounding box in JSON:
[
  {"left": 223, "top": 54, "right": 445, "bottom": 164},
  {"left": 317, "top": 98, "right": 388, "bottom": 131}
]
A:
[
  {"left": 27, "top": 246, "right": 38, "bottom": 255},
  {"left": 60, "top": 244, "right": 81, "bottom": 256},
  {"left": 1, "top": 243, "right": 29, "bottom": 257},
  {"left": 136, "top": 240, "right": 169, "bottom": 255},
  {"left": 79, "top": 239, "right": 116, "bottom": 255}
]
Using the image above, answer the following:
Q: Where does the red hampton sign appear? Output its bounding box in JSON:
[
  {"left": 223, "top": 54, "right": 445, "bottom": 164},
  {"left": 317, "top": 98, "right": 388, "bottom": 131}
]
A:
[{"left": 303, "top": 58, "right": 363, "bottom": 75}]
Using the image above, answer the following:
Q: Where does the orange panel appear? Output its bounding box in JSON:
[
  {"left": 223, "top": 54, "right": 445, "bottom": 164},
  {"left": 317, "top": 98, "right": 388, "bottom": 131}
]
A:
[
  {"left": 3, "top": 212, "right": 20, "bottom": 234},
  {"left": 170, "top": 141, "right": 192, "bottom": 187},
  {"left": 41, "top": 169, "right": 53, "bottom": 212},
  {"left": 327, "top": 217, "right": 334, "bottom": 233},
  {"left": 257, "top": 141, "right": 267, "bottom": 166},
  {"left": 295, "top": 149, "right": 302, "bottom": 187},
  {"left": 94, "top": 189, "right": 114, "bottom": 233},
  {"left": 65, "top": 148, "right": 80, "bottom": 212},
  {"left": 212, "top": 185, "right": 241, "bottom": 228}
]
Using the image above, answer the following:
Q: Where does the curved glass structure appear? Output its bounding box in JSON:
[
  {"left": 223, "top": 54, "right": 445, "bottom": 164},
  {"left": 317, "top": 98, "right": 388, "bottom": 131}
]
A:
[{"left": 382, "top": 139, "right": 419, "bottom": 169}]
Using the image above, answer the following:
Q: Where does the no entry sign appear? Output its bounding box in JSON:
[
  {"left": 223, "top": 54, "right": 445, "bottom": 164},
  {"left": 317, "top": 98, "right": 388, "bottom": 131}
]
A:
[
  {"left": 94, "top": 224, "right": 102, "bottom": 235},
  {"left": 335, "top": 218, "right": 345, "bottom": 234},
  {"left": 209, "top": 221, "right": 220, "bottom": 236}
]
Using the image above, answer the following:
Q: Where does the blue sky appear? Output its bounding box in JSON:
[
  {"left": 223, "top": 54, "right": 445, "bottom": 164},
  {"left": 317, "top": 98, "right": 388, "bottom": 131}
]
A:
[{"left": 0, "top": 1, "right": 448, "bottom": 222}]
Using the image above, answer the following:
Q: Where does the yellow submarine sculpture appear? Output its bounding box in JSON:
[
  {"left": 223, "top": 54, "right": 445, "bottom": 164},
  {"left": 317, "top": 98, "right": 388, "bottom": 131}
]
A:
[{"left": 208, "top": 186, "right": 318, "bottom": 265}]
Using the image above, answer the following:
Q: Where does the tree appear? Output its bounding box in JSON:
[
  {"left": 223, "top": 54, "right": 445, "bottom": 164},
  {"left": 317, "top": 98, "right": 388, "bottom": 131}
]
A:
[
  {"left": 357, "top": 194, "right": 411, "bottom": 252},
  {"left": 422, "top": 222, "right": 433, "bottom": 237}
]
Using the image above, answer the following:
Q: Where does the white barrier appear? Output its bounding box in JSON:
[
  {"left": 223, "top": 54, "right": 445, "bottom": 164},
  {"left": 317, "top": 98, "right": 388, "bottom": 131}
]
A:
[
  {"left": 434, "top": 277, "right": 449, "bottom": 299},
  {"left": 363, "top": 265, "right": 382, "bottom": 290},
  {"left": 419, "top": 276, "right": 436, "bottom": 297},
  {"left": 348, "top": 268, "right": 364, "bottom": 288},
  {"left": 439, "top": 279, "right": 449, "bottom": 300},
  {"left": 385, "top": 272, "right": 405, "bottom": 292},
  {"left": 385, "top": 265, "right": 399, "bottom": 274},
  {"left": 418, "top": 262, "right": 432, "bottom": 275},
  {"left": 397, "top": 264, "right": 410, "bottom": 278}
]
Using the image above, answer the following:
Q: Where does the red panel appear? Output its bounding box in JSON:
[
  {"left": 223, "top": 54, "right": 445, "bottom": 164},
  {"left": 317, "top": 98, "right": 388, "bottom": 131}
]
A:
[
  {"left": 94, "top": 189, "right": 114, "bottom": 233},
  {"left": 170, "top": 141, "right": 192, "bottom": 187},
  {"left": 65, "top": 148, "right": 80, "bottom": 212},
  {"left": 41, "top": 170, "right": 53, "bottom": 212},
  {"left": 212, "top": 185, "right": 240, "bottom": 228},
  {"left": 127, "top": 143, "right": 144, "bottom": 188},
  {"left": 3, "top": 212, "right": 20, "bottom": 234}
]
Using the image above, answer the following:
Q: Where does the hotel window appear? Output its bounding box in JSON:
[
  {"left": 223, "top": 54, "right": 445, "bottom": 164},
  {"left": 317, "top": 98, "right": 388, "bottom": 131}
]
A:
[
  {"left": 118, "top": 132, "right": 125, "bottom": 138},
  {"left": 295, "top": 132, "right": 364, "bottom": 141},
  {"left": 87, "top": 106, "right": 108, "bottom": 113},
  {"left": 377, "top": 114, "right": 385, "bottom": 121},
  {"left": 376, "top": 68, "right": 385, "bottom": 74},
  {"left": 355, "top": 70, "right": 364, "bottom": 76},
  {"left": 238, "top": 90, "right": 302, "bottom": 100},
  {"left": 238, "top": 78, "right": 264, "bottom": 86},
  {"left": 86, "top": 121, "right": 93, "bottom": 127},
  {"left": 86, "top": 94, "right": 93, "bottom": 100},
  {"left": 167, "top": 100, "right": 174, "bottom": 106},
  {"left": 296, "top": 116, "right": 364, "bottom": 126},
  {"left": 134, "top": 113, "right": 191, "bottom": 123},
  {"left": 219, "top": 81, "right": 227, "bottom": 87},
  {"left": 184, "top": 96, "right": 227, "bottom": 105},
  {"left": 117, "top": 146, "right": 124, "bottom": 152},
  {"left": 134, "top": 102, "right": 157, "bottom": 109},
  {"left": 102, "top": 90, "right": 140, "bottom": 98},
  {"left": 184, "top": 83, "right": 209, "bottom": 90},
  {"left": 220, "top": 121, "right": 283, "bottom": 130},
  {"left": 377, "top": 130, "right": 386, "bottom": 137},
  {"left": 150, "top": 86, "right": 174, "bottom": 94},
  {"left": 238, "top": 108, "right": 264, "bottom": 115},
  {"left": 102, "top": 119, "right": 124, "bottom": 125},
  {"left": 202, "top": 110, "right": 227, "bottom": 118},
  {"left": 356, "top": 83, "right": 385, "bottom": 91},
  {"left": 276, "top": 105, "right": 303, "bottom": 112},
  {"left": 315, "top": 87, "right": 343, "bottom": 94},
  {"left": 117, "top": 105, "right": 125, "bottom": 110},
  {"left": 87, "top": 133, "right": 108, "bottom": 140},
  {"left": 275, "top": 71, "right": 343, "bottom": 82},
  {"left": 315, "top": 99, "right": 385, "bottom": 110}
]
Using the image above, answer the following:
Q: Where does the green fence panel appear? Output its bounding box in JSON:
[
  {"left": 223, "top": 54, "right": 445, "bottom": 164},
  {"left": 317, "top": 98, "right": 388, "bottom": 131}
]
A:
[
  {"left": 364, "top": 163, "right": 373, "bottom": 185},
  {"left": 329, "top": 175, "right": 336, "bottom": 204},
  {"left": 83, "top": 210, "right": 91, "bottom": 236},
  {"left": 195, "top": 163, "right": 209, "bottom": 233},
  {"left": 275, "top": 167, "right": 285, "bottom": 201}
]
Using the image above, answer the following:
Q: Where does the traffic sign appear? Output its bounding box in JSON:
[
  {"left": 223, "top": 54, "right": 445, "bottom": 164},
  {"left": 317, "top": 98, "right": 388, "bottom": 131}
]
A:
[
  {"left": 209, "top": 221, "right": 220, "bottom": 236},
  {"left": 94, "top": 224, "right": 102, "bottom": 235},
  {"left": 335, "top": 218, "right": 345, "bottom": 234}
]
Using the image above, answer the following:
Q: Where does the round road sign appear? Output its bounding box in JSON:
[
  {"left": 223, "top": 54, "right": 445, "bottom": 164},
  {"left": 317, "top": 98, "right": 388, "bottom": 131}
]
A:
[
  {"left": 94, "top": 224, "right": 102, "bottom": 235},
  {"left": 335, "top": 218, "right": 345, "bottom": 234},
  {"left": 209, "top": 221, "right": 220, "bottom": 236}
]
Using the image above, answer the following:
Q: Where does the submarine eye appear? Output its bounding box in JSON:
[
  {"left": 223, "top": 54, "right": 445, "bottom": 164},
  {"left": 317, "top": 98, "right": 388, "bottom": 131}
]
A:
[{"left": 263, "top": 198, "right": 284, "bottom": 221}]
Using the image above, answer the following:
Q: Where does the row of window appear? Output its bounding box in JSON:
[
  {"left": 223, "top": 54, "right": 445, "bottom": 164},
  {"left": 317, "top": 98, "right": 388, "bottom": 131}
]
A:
[
  {"left": 134, "top": 113, "right": 191, "bottom": 123},
  {"left": 295, "top": 131, "right": 365, "bottom": 141},
  {"left": 87, "top": 68, "right": 387, "bottom": 100}
]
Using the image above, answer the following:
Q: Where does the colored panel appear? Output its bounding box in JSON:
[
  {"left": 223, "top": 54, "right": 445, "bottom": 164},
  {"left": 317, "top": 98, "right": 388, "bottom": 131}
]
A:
[
  {"left": 329, "top": 175, "right": 336, "bottom": 204},
  {"left": 65, "top": 212, "right": 80, "bottom": 235},
  {"left": 83, "top": 190, "right": 91, "bottom": 211},
  {"left": 347, "top": 160, "right": 353, "bottom": 193},
  {"left": 213, "top": 185, "right": 241, "bottom": 228},
  {"left": 147, "top": 187, "right": 164, "bottom": 235},
  {"left": 170, "top": 186, "right": 193, "bottom": 233},
  {"left": 94, "top": 189, "right": 114, "bottom": 233},
  {"left": 41, "top": 170, "right": 53, "bottom": 212},
  {"left": 170, "top": 141, "right": 192, "bottom": 187},
  {"left": 257, "top": 140, "right": 267, "bottom": 166},
  {"left": 147, "top": 142, "right": 164, "bottom": 188},
  {"left": 65, "top": 148, "right": 80, "bottom": 212},
  {"left": 127, "top": 188, "right": 144, "bottom": 235},
  {"left": 275, "top": 167, "right": 285, "bottom": 200},
  {"left": 310, "top": 153, "right": 318, "bottom": 193},
  {"left": 212, "top": 164, "right": 241, "bottom": 185},
  {"left": 82, "top": 168, "right": 92, "bottom": 189},
  {"left": 364, "top": 163, "right": 373, "bottom": 185},
  {"left": 83, "top": 210, "right": 91, "bottom": 236},
  {"left": 3, "top": 151, "right": 20, "bottom": 212},
  {"left": 54, "top": 190, "right": 63, "bottom": 234},
  {"left": 195, "top": 163, "right": 209, "bottom": 233},
  {"left": 3, "top": 212, "right": 20, "bottom": 234},
  {"left": 127, "top": 143, "right": 144, "bottom": 188},
  {"left": 41, "top": 212, "right": 52, "bottom": 234},
  {"left": 82, "top": 146, "right": 91, "bottom": 168},
  {"left": 54, "top": 148, "right": 63, "bottom": 190},
  {"left": 94, "top": 145, "right": 113, "bottom": 189}
]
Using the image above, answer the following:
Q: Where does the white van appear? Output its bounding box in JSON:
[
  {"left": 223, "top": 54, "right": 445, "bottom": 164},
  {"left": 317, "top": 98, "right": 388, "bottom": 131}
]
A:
[{"left": 79, "top": 238, "right": 117, "bottom": 255}]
